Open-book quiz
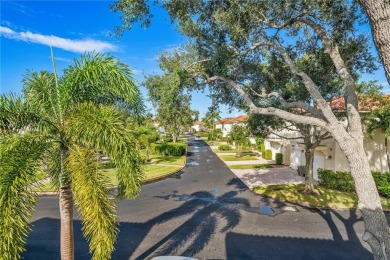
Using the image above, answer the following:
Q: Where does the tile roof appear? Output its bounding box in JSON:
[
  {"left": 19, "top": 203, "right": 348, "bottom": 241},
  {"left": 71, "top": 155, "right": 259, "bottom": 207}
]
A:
[
  {"left": 331, "top": 94, "right": 390, "bottom": 112},
  {"left": 216, "top": 115, "right": 248, "bottom": 124},
  {"left": 193, "top": 121, "right": 206, "bottom": 125}
]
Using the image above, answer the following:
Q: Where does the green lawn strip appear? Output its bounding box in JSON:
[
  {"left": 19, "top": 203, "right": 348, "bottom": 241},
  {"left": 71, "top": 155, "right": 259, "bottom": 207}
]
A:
[
  {"left": 219, "top": 154, "right": 258, "bottom": 161},
  {"left": 228, "top": 164, "right": 273, "bottom": 169},
  {"left": 253, "top": 184, "right": 390, "bottom": 210},
  {"left": 212, "top": 149, "right": 256, "bottom": 154},
  {"left": 101, "top": 165, "right": 181, "bottom": 185},
  {"left": 149, "top": 155, "right": 185, "bottom": 165}
]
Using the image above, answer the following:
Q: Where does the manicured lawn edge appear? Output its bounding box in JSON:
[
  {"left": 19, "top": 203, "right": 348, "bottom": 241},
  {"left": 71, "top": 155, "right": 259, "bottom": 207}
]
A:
[
  {"left": 253, "top": 184, "right": 390, "bottom": 211},
  {"left": 37, "top": 142, "right": 188, "bottom": 195}
]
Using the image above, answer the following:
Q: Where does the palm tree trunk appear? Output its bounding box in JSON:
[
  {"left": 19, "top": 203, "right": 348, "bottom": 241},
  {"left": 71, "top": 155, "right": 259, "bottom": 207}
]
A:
[
  {"left": 59, "top": 186, "right": 74, "bottom": 260},
  {"left": 386, "top": 137, "right": 390, "bottom": 172}
]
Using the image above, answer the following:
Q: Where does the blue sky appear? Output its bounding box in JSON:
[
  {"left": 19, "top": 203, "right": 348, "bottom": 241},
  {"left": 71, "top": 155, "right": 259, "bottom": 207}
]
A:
[{"left": 1, "top": 1, "right": 389, "bottom": 119}]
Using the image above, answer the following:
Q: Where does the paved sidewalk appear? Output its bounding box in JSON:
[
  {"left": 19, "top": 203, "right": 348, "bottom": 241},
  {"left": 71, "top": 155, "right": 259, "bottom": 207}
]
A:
[
  {"left": 223, "top": 157, "right": 274, "bottom": 165},
  {"left": 231, "top": 167, "right": 305, "bottom": 189}
]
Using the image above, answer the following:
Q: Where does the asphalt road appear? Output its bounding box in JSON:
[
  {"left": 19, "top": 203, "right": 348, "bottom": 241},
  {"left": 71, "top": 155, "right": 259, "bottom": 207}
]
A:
[{"left": 24, "top": 138, "right": 374, "bottom": 259}]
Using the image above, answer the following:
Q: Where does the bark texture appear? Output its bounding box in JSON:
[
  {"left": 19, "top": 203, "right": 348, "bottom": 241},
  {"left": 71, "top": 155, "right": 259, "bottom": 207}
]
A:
[
  {"left": 359, "top": 0, "right": 390, "bottom": 83},
  {"left": 329, "top": 124, "right": 390, "bottom": 259},
  {"left": 304, "top": 147, "right": 315, "bottom": 193},
  {"left": 59, "top": 187, "right": 74, "bottom": 260}
]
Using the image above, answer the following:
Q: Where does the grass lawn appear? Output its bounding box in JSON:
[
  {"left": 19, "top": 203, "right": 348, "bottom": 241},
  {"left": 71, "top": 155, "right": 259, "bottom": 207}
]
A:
[
  {"left": 35, "top": 165, "right": 182, "bottom": 192},
  {"left": 228, "top": 164, "right": 273, "bottom": 169},
  {"left": 102, "top": 165, "right": 182, "bottom": 185},
  {"left": 212, "top": 149, "right": 256, "bottom": 154},
  {"left": 253, "top": 184, "right": 390, "bottom": 210},
  {"left": 149, "top": 155, "right": 185, "bottom": 165},
  {"left": 219, "top": 154, "right": 258, "bottom": 161}
]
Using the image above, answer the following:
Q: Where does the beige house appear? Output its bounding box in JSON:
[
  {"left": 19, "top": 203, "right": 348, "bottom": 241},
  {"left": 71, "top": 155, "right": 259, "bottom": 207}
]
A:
[
  {"left": 264, "top": 95, "right": 390, "bottom": 180},
  {"left": 191, "top": 121, "right": 207, "bottom": 133},
  {"left": 215, "top": 115, "right": 249, "bottom": 137}
]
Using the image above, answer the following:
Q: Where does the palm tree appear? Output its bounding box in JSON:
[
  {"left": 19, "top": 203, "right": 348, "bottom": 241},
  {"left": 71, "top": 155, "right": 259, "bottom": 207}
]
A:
[{"left": 0, "top": 51, "right": 144, "bottom": 260}]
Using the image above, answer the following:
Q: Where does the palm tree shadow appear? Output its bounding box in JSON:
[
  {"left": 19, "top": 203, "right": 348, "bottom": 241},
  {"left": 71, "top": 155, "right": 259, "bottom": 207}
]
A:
[
  {"left": 114, "top": 190, "right": 249, "bottom": 259},
  {"left": 24, "top": 190, "right": 250, "bottom": 259}
]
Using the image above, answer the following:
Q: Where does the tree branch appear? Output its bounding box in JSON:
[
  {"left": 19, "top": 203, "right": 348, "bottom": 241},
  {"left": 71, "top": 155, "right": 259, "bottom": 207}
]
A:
[{"left": 205, "top": 75, "right": 327, "bottom": 127}]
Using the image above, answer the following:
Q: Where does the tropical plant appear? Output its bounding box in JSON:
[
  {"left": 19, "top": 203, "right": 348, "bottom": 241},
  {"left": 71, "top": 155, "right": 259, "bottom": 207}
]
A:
[
  {"left": 131, "top": 123, "right": 159, "bottom": 162},
  {"left": 0, "top": 51, "right": 144, "bottom": 260},
  {"left": 228, "top": 125, "right": 250, "bottom": 157}
]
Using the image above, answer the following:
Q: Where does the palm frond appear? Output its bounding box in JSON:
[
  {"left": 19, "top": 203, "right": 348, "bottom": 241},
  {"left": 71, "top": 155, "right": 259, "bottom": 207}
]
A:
[
  {"left": 61, "top": 52, "right": 145, "bottom": 116},
  {"left": 67, "top": 145, "right": 117, "bottom": 260},
  {"left": 65, "top": 102, "right": 144, "bottom": 198},
  {"left": 22, "top": 70, "right": 60, "bottom": 121},
  {"left": 0, "top": 133, "right": 47, "bottom": 259},
  {"left": 0, "top": 94, "right": 58, "bottom": 136}
]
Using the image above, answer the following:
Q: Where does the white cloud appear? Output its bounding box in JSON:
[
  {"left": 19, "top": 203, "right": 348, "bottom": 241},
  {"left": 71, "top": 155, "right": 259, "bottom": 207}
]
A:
[{"left": 0, "top": 26, "right": 118, "bottom": 53}]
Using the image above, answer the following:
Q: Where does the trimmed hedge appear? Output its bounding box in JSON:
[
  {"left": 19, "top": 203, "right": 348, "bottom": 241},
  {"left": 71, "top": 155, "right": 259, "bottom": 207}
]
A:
[
  {"left": 275, "top": 153, "right": 283, "bottom": 165},
  {"left": 153, "top": 143, "right": 186, "bottom": 156},
  {"left": 265, "top": 149, "right": 272, "bottom": 160},
  {"left": 260, "top": 144, "right": 265, "bottom": 157},
  {"left": 318, "top": 169, "right": 355, "bottom": 192},
  {"left": 218, "top": 144, "right": 232, "bottom": 151},
  {"left": 318, "top": 169, "right": 390, "bottom": 197}
]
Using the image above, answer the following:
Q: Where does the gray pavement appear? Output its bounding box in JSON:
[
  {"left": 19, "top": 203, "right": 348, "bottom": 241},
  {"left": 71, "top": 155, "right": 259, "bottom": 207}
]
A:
[{"left": 23, "top": 138, "right": 376, "bottom": 259}]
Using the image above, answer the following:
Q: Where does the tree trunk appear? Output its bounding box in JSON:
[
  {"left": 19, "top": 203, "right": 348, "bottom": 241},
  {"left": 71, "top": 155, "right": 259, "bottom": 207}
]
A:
[
  {"left": 172, "top": 134, "right": 178, "bottom": 143},
  {"left": 386, "top": 137, "right": 390, "bottom": 172},
  {"left": 59, "top": 186, "right": 74, "bottom": 260},
  {"left": 304, "top": 147, "right": 315, "bottom": 193},
  {"left": 332, "top": 127, "right": 390, "bottom": 259},
  {"left": 359, "top": 0, "right": 390, "bottom": 83},
  {"left": 146, "top": 146, "right": 150, "bottom": 162}
]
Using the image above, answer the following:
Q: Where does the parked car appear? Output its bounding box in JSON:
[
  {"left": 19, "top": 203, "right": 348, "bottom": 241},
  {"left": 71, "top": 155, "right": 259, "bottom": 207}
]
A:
[{"left": 195, "top": 135, "right": 201, "bottom": 141}]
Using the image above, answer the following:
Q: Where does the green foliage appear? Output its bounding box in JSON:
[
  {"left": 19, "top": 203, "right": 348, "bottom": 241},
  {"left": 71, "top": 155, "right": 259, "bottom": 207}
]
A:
[
  {"left": 197, "top": 132, "right": 209, "bottom": 138},
  {"left": 318, "top": 169, "right": 356, "bottom": 193},
  {"left": 0, "top": 134, "right": 46, "bottom": 259},
  {"left": 372, "top": 172, "right": 390, "bottom": 198},
  {"left": 260, "top": 143, "right": 265, "bottom": 154},
  {"left": 265, "top": 149, "right": 272, "bottom": 160},
  {"left": 218, "top": 144, "right": 231, "bottom": 151},
  {"left": 153, "top": 142, "right": 186, "bottom": 156},
  {"left": 0, "top": 52, "right": 144, "bottom": 260},
  {"left": 67, "top": 146, "right": 118, "bottom": 260},
  {"left": 100, "top": 161, "right": 116, "bottom": 169},
  {"left": 255, "top": 137, "right": 265, "bottom": 151},
  {"left": 208, "top": 128, "right": 222, "bottom": 141},
  {"left": 275, "top": 153, "right": 283, "bottom": 165}
]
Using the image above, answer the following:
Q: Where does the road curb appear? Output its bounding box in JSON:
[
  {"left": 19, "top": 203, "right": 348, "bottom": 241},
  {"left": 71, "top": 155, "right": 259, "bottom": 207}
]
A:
[{"left": 36, "top": 141, "right": 189, "bottom": 196}]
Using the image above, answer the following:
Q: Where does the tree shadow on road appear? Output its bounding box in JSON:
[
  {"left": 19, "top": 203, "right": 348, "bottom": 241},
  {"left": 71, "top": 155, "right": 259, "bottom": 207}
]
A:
[{"left": 24, "top": 190, "right": 249, "bottom": 259}]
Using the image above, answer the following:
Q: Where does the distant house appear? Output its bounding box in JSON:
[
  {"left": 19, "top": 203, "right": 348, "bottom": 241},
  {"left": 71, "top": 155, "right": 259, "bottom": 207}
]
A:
[
  {"left": 191, "top": 121, "right": 207, "bottom": 133},
  {"left": 265, "top": 95, "right": 390, "bottom": 180},
  {"left": 215, "top": 115, "right": 249, "bottom": 137},
  {"left": 152, "top": 121, "right": 165, "bottom": 134}
]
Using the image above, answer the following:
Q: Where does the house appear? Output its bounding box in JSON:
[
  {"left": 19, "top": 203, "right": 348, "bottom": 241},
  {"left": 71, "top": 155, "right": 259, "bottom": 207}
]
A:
[
  {"left": 215, "top": 115, "right": 249, "bottom": 137},
  {"left": 264, "top": 95, "right": 390, "bottom": 180},
  {"left": 152, "top": 121, "right": 165, "bottom": 134},
  {"left": 191, "top": 121, "right": 207, "bottom": 133}
]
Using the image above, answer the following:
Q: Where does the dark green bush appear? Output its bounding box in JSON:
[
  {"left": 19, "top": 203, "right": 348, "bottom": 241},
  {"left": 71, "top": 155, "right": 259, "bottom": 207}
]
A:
[
  {"left": 265, "top": 149, "right": 272, "bottom": 160},
  {"left": 372, "top": 172, "right": 390, "bottom": 197},
  {"left": 318, "top": 169, "right": 356, "bottom": 192},
  {"left": 153, "top": 143, "right": 186, "bottom": 156},
  {"left": 275, "top": 153, "right": 283, "bottom": 165},
  {"left": 318, "top": 169, "right": 390, "bottom": 197},
  {"left": 218, "top": 144, "right": 231, "bottom": 151}
]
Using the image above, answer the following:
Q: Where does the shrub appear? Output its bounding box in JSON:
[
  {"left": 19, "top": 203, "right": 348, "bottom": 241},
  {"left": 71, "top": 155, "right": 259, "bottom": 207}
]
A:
[
  {"left": 255, "top": 137, "right": 265, "bottom": 151},
  {"left": 153, "top": 143, "right": 186, "bottom": 156},
  {"left": 198, "top": 131, "right": 209, "bottom": 138},
  {"left": 275, "top": 153, "right": 283, "bottom": 165},
  {"left": 372, "top": 172, "right": 390, "bottom": 197},
  {"left": 265, "top": 149, "right": 272, "bottom": 160},
  {"left": 218, "top": 144, "right": 231, "bottom": 151},
  {"left": 318, "top": 169, "right": 356, "bottom": 192},
  {"left": 260, "top": 144, "right": 265, "bottom": 157}
]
